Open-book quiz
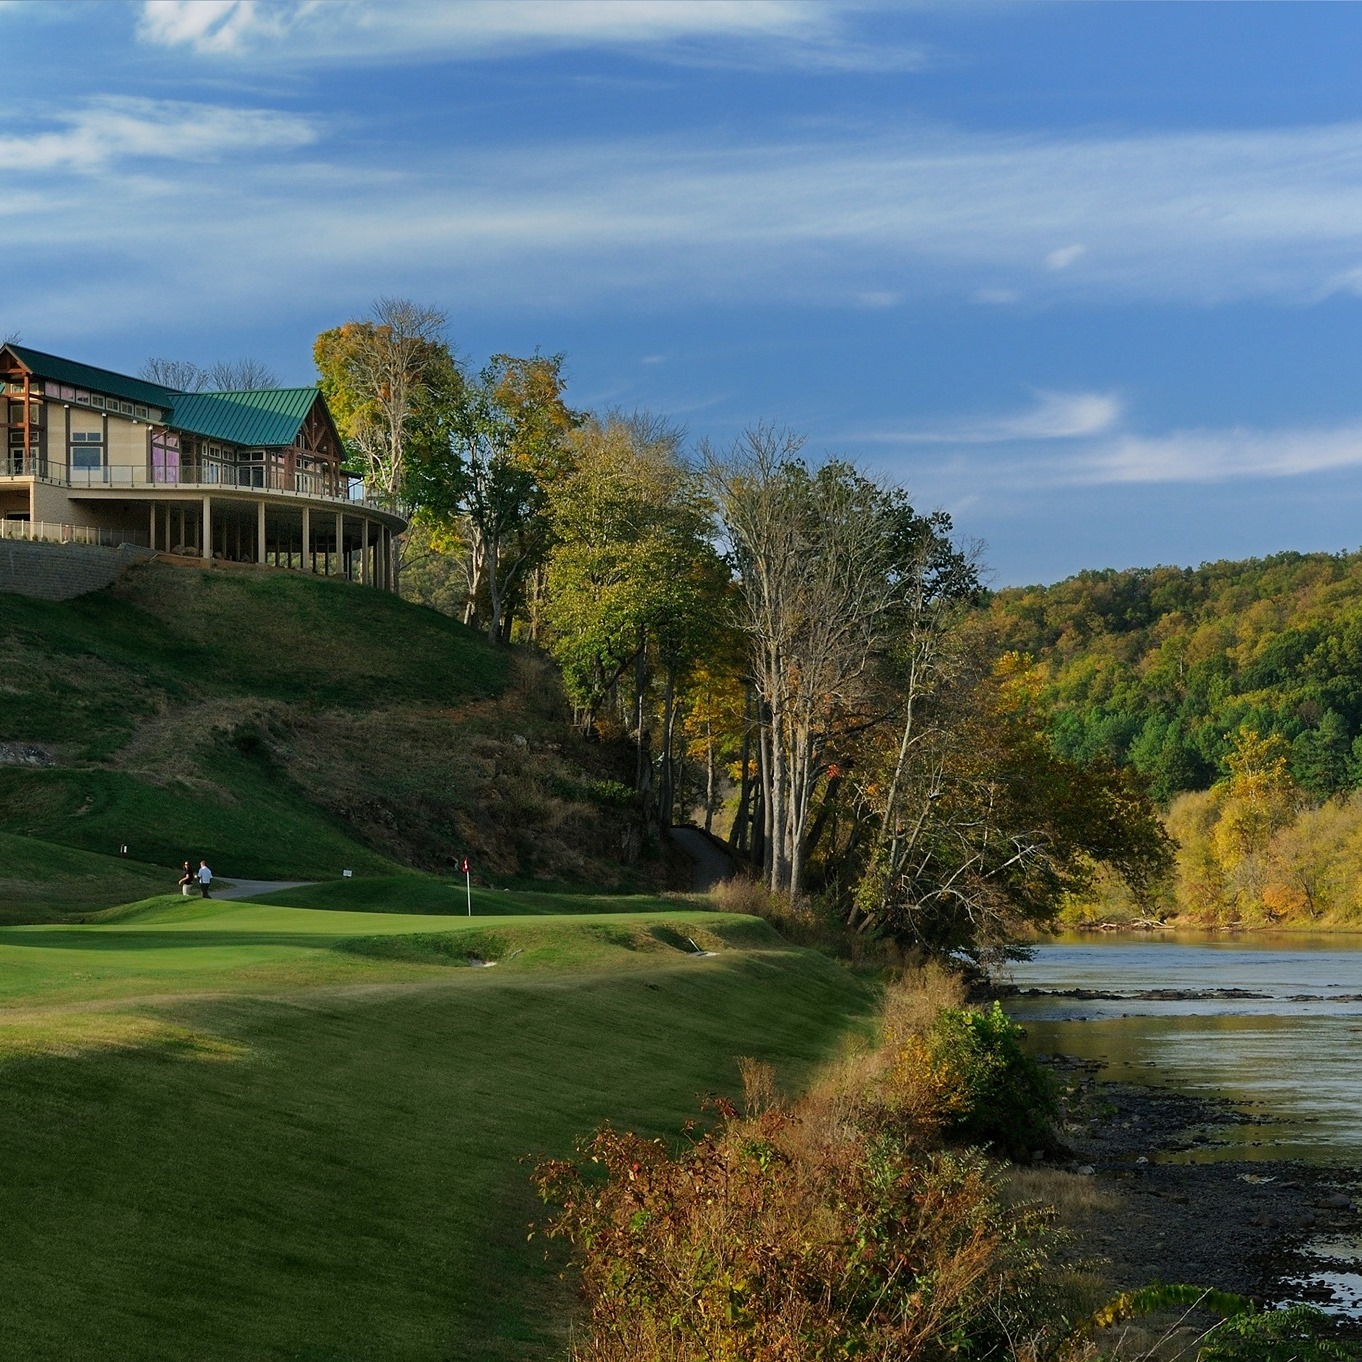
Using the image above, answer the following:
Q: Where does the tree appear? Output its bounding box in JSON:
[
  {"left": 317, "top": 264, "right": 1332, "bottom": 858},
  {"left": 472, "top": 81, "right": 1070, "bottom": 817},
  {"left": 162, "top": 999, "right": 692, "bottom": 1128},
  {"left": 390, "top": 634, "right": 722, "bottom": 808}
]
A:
[
  {"left": 1292, "top": 709, "right": 1352, "bottom": 797},
  {"left": 141, "top": 357, "right": 210, "bottom": 391},
  {"left": 142, "top": 357, "right": 280, "bottom": 392},
  {"left": 206, "top": 357, "right": 278, "bottom": 390},
  {"left": 405, "top": 354, "right": 575, "bottom": 643},
  {"left": 704, "top": 428, "right": 928, "bottom": 897},
  {"left": 851, "top": 654, "right": 1175, "bottom": 957},
  {"left": 314, "top": 298, "right": 460, "bottom": 509},
  {"left": 542, "top": 413, "right": 724, "bottom": 825}
]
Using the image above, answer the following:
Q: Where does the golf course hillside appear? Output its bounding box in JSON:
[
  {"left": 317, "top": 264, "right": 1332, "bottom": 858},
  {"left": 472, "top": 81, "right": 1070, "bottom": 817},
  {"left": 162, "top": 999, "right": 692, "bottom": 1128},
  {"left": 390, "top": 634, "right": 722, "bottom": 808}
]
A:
[
  {"left": 0, "top": 563, "right": 658, "bottom": 921},
  {"left": 0, "top": 887, "right": 874, "bottom": 1360}
]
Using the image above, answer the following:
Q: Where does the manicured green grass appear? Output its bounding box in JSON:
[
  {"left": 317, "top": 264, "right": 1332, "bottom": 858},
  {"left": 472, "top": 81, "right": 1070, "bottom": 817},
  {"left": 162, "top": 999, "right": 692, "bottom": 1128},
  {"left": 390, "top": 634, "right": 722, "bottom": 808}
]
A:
[
  {"left": 0, "top": 899, "right": 876, "bottom": 1360},
  {"left": 242, "top": 873, "right": 698, "bottom": 917},
  {"left": 0, "top": 760, "right": 397, "bottom": 881},
  {"left": 0, "top": 831, "right": 174, "bottom": 925}
]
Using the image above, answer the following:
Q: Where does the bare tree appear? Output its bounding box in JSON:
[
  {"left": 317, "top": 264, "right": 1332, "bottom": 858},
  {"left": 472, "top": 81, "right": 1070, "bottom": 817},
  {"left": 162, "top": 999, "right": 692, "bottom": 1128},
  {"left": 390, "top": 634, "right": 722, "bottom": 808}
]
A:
[
  {"left": 207, "top": 358, "right": 279, "bottom": 390},
  {"left": 141, "top": 357, "right": 278, "bottom": 392},
  {"left": 141, "top": 357, "right": 209, "bottom": 391},
  {"left": 704, "top": 427, "right": 904, "bottom": 897}
]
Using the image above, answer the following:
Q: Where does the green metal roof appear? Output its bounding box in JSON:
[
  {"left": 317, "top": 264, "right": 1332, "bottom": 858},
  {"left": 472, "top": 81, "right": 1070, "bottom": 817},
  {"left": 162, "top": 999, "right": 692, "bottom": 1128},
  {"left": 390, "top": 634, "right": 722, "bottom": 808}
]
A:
[
  {"left": 167, "top": 388, "right": 320, "bottom": 447},
  {"left": 5, "top": 344, "right": 333, "bottom": 450},
  {"left": 6, "top": 344, "right": 178, "bottom": 409}
]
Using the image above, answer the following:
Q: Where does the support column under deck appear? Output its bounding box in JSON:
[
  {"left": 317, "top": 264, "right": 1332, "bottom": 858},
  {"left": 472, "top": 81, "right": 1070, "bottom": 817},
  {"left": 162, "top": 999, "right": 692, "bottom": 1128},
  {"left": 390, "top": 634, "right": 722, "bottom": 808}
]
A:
[
  {"left": 257, "top": 501, "right": 266, "bottom": 564},
  {"left": 201, "top": 496, "right": 212, "bottom": 562}
]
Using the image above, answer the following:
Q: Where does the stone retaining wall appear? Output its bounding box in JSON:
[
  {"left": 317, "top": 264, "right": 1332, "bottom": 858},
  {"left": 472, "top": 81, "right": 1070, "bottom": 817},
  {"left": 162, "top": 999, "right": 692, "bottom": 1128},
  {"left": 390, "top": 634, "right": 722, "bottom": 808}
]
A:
[{"left": 0, "top": 539, "right": 155, "bottom": 601}]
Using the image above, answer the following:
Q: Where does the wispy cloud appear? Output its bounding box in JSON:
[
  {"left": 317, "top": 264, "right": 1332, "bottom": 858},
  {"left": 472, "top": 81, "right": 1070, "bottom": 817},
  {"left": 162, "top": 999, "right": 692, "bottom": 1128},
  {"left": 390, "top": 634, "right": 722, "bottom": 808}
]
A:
[
  {"left": 1045, "top": 243, "right": 1086, "bottom": 271},
  {"left": 16, "top": 97, "right": 1362, "bottom": 334},
  {"left": 864, "top": 406, "right": 1362, "bottom": 508},
  {"left": 136, "top": 0, "right": 923, "bottom": 71},
  {"left": 1085, "top": 421, "right": 1362, "bottom": 484},
  {"left": 8, "top": 96, "right": 314, "bottom": 171},
  {"left": 863, "top": 391, "right": 1123, "bottom": 445}
]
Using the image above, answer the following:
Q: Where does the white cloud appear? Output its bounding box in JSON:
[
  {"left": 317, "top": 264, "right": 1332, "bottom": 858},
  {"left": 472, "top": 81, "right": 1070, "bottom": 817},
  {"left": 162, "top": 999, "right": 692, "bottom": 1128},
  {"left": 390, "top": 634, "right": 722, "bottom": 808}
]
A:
[
  {"left": 862, "top": 391, "right": 1123, "bottom": 445},
  {"left": 1045, "top": 243, "right": 1086, "bottom": 271},
  {"left": 1085, "top": 422, "right": 1362, "bottom": 485},
  {"left": 867, "top": 410, "right": 1362, "bottom": 507},
  {"left": 7, "top": 96, "right": 314, "bottom": 171},
  {"left": 19, "top": 99, "right": 1362, "bottom": 337},
  {"left": 134, "top": 0, "right": 916, "bottom": 69}
]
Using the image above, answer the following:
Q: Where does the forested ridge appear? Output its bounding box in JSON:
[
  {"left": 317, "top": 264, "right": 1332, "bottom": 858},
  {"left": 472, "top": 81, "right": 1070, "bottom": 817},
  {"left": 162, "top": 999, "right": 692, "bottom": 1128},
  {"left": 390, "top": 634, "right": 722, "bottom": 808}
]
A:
[
  {"left": 991, "top": 550, "right": 1362, "bottom": 799},
  {"left": 990, "top": 551, "right": 1362, "bottom": 924}
]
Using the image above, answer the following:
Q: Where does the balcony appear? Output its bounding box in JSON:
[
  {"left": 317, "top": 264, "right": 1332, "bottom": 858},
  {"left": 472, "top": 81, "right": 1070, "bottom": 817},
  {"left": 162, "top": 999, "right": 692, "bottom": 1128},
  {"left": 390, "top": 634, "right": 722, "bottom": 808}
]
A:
[
  {"left": 0, "top": 518, "right": 149, "bottom": 548},
  {"left": 60, "top": 465, "right": 389, "bottom": 513}
]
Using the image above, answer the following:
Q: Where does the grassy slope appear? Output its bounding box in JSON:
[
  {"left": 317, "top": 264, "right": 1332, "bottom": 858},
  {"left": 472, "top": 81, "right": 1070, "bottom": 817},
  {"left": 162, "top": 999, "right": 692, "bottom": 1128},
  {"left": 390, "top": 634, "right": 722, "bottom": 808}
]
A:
[
  {"left": 0, "top": 566, "right": 660, "bottom": 899},
  {"left": 0, "top": 831, "right": 172, "bottom": 925},
  {"left": 0, "top": 566, "right": 508, "bottom": 886},
  {"left": 0, "top": 896, "right": 874, "bottom": 1361}
]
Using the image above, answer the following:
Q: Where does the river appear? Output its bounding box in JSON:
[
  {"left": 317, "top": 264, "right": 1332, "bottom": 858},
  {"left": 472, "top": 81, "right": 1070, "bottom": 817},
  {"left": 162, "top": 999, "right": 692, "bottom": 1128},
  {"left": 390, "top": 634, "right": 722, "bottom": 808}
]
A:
[{"left": 1004, "top": 932, "right": 1362, "bottom": 1315}]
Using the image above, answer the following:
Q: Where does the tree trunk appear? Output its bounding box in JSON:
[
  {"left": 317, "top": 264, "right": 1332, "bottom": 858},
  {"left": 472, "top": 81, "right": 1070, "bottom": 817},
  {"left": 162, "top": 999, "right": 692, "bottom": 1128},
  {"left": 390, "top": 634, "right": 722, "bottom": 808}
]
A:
[
  {"left": 634, "top": 628, "right": 648, "bottom": 793},
  {"left": 704, "top": 719, "right": 716, "bottom": 834},
  {"left": 658, "top": 661, "right": 677, "bottom": 828},
  {"left": 485, "top": 532, "right": 504, "bottom": 643}
]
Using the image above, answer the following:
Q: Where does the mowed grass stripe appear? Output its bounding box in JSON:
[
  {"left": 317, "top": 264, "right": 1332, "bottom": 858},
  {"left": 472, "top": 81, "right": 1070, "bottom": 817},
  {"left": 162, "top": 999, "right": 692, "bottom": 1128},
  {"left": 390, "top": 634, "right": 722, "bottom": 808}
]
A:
[
  {"left": 0, "top": 907, "right": 875, "bottom": 1361},
  {"left": 0, "top": 897, "right": 772, "bottom": 1014}
]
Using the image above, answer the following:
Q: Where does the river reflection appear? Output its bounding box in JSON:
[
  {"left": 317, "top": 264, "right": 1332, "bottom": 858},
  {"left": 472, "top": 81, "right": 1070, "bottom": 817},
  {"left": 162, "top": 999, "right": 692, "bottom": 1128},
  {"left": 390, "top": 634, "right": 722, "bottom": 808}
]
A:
[{"left": 1004, "top": 933, "right": 1362, "bottom": 1164}]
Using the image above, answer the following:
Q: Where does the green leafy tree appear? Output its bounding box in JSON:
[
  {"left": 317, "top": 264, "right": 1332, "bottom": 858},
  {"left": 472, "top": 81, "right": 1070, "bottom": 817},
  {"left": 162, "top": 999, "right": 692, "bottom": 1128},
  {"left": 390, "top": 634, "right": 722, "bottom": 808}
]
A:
[
  {"left": 543, "top": 414, "right": 724, "bottom": 825},
  {"left": 313, "top": 297, "right": 461, "bottom": 509},
  {"left": 405, "top": 354, "right": 576, "bottom": 642}
]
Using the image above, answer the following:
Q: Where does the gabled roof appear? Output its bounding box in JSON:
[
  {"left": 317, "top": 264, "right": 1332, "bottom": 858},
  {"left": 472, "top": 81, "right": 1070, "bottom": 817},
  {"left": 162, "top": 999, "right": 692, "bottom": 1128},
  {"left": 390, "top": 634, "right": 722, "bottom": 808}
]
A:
[
  {"left": 3, "top": 344, "right": 337, "bottom": 451},
  {"left": 167, "top": 388, "right": 321, "bottom": 447},
  {"left": 5, "top": 344, "right": 177, "bottom": 409}
]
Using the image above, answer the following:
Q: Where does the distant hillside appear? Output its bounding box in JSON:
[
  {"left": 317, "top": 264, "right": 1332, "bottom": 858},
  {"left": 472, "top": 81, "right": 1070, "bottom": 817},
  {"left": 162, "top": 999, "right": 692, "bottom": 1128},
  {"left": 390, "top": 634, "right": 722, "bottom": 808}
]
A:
[
  {"left": 988, "top": 550, "right": 1362, "bottom": 801},
  {"left": 0, "top": 564, "right": 656, "bottom": 911}
]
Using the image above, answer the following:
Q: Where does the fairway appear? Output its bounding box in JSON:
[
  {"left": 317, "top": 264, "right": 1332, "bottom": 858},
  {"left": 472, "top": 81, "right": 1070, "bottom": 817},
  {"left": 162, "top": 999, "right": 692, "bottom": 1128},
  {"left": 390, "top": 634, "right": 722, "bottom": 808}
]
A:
[{"left": 0, "top": 895, "right": 876, "bottom": 1360}]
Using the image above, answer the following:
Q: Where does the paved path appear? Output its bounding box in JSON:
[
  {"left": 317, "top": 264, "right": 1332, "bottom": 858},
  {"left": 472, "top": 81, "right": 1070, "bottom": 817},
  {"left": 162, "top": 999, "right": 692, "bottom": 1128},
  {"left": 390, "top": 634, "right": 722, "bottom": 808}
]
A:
[
  {"left": 210, "top": 879, "right": 316, "bottom": 901},
  {"left": 668, "top": 826, "right": 738, "bottom": 892}
]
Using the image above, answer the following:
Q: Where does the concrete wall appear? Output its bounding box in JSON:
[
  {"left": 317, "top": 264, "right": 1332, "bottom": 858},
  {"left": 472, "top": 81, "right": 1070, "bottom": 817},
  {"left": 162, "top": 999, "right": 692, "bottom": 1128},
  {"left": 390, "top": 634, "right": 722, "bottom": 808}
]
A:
[{"left": 0, "top": 538, "right": 154, "bottom": 601}]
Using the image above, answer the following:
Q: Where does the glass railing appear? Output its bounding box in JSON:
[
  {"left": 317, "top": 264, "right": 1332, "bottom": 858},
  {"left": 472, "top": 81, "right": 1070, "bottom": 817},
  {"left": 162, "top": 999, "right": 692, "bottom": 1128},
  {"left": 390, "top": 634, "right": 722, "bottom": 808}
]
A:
[
  {"left": 61, "top": 466, "right": 385, "bottom": 509},
  {"left": 0, "top": 519, "right": 150, "bottom": 548}
]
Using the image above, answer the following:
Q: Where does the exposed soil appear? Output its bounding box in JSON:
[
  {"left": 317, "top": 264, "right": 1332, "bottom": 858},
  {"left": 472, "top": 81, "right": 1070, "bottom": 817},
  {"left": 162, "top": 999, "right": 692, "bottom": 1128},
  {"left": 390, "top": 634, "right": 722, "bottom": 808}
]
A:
[{"left": 1046, "top": 1054, "right": 1362, "bottom": 1344}]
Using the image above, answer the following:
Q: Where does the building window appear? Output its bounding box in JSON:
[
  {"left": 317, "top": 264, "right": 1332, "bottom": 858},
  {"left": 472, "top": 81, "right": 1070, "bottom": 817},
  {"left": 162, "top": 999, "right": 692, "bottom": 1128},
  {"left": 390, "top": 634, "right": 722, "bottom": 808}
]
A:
[{"left": 70, "top": 431, "right": 104, "bottom": 470}]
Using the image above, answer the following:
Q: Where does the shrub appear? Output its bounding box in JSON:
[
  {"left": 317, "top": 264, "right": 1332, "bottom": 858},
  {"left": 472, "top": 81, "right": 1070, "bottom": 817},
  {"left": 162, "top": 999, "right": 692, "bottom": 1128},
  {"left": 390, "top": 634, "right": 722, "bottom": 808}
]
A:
[
  {"left": 923, "top": 1001, "right": 1059, "bottom": 1158},
  {"left": 535, "top": 1102, "right": 1061, "bottom": 1362},
  {"left": 1194, "top": 1303, "right": 1354, "bottom": 1361}
]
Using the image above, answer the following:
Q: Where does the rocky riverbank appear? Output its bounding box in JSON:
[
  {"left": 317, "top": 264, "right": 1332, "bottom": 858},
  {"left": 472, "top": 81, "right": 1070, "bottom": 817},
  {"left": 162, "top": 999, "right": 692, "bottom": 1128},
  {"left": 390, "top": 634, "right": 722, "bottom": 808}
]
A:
[{"left": 1046, "top": 1055, "right": 1362, "bottom": 1342}]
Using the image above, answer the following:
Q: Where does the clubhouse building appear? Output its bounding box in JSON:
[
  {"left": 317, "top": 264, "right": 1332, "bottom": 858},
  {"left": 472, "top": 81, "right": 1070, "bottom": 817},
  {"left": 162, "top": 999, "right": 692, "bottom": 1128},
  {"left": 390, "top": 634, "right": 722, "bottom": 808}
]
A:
[{"left": 0, "top": 344, "right": 404, "bottom": 590}]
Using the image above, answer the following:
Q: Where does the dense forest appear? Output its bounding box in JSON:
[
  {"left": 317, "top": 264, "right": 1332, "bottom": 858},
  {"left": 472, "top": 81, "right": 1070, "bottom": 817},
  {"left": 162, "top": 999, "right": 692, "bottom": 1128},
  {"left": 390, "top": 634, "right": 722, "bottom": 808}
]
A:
[{"left": 989, "top": 552, "right": 1362, "bottom": 925}]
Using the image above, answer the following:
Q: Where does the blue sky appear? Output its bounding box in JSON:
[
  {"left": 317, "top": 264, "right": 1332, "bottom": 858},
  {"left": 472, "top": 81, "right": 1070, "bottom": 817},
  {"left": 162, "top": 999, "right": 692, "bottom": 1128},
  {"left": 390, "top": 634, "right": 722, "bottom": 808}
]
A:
[{"left": 10, "top": 1, "right": 1362, "bottom": 585}]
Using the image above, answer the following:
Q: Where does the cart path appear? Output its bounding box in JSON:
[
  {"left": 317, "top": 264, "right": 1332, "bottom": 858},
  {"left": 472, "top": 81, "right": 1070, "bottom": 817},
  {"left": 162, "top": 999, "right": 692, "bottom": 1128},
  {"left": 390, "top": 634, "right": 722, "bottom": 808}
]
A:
[
  {"left": 668, "top": 826, "right": 738, "bottom": 892},
  {"left": 211, "top": 879, "right": 316, "bottom": 901}
]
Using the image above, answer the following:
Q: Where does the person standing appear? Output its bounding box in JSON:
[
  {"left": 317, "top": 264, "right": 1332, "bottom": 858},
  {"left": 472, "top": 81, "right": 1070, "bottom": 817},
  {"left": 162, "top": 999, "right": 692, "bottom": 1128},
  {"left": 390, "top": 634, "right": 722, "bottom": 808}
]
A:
[
  {"left": 197, "top": 860, "right": 213, "bottom": 898},
  {"left": 178, "top": 861, "right": 194, "bottom": 897}
]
